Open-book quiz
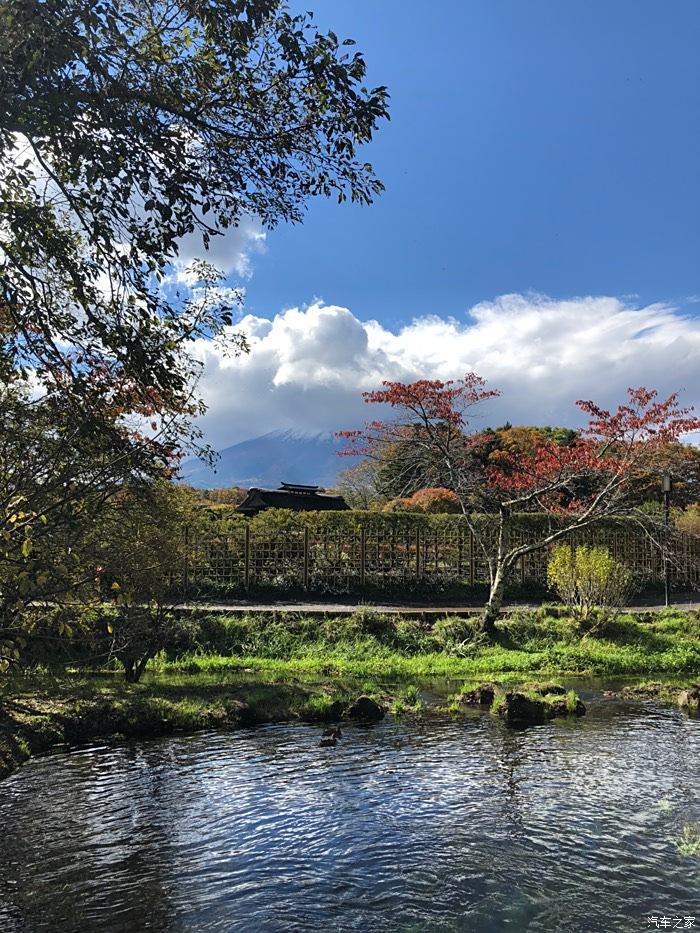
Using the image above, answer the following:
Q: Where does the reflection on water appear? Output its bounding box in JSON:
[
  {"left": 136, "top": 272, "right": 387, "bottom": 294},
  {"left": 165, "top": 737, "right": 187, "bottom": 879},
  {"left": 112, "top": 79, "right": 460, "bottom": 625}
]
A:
[{"left": 0, "top": 697, "right": 698, "bottom": 932}]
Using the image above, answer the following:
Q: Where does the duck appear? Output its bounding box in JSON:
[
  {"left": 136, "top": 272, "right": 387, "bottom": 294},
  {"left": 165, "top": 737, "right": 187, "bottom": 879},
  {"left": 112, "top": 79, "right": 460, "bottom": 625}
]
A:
[
  {"left": 322, "top": 725, "right": 342, "bottom": 738},
  {"left": 319, "top": 726, "right": 342, "bottom": 747}
]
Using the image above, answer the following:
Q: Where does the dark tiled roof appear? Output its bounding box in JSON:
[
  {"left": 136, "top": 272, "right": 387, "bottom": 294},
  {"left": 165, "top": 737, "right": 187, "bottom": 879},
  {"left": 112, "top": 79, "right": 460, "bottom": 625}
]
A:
[{"left": 238, "top": 486, "right": 349, "bottom": 516}]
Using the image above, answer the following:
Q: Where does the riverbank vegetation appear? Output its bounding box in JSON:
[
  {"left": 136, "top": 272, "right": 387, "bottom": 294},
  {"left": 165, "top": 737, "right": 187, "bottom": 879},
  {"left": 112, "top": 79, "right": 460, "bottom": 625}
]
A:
[
  {"left": 157, "top": 608, "right": 700, "bottom": 679},
  {"left": 3, "top": 603, "right": 699, "bottom": 782},
  {"left": 13, "top": 605, "right": 700, "bottom": 681}
]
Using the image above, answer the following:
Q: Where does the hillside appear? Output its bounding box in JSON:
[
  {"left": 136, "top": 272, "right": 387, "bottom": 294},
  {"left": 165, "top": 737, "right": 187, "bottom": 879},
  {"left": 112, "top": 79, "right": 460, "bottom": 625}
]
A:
[{"left": 179, "top": 430, "right": 347, "bottom": 489}]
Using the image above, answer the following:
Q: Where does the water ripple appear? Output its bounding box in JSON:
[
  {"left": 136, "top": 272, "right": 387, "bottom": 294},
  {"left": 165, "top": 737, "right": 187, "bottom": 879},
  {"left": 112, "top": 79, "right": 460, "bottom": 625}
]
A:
[{"left": 0, "top": 701, "right": 698, "bottom": 932}]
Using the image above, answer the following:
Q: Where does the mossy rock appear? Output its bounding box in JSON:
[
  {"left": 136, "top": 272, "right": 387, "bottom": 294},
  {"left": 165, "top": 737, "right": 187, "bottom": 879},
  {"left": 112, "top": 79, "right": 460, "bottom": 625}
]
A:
[
  {"left": 345, "top": 695, "right": 385, "bottom": 722},
  {"left": 617, "top": 683, "right": 700, "bottom": 711},
  {"left": 620, "top": 682, "right": 667, "bottom": 699},
  {"left": 496, "top": 692, "right": 548, "bottom": 725},
  {"left": 676, "top": 686, "right": 700, "bottom": 711},
  {"left": 522, "top": 682, "right": 567, "bottom": 697},
  {"left": 458, "top": 683, "right": 498, "bottom": 707},
  {"left": 545, "top": 695, "right": 586, "bottom": 717},
  {"left": 496, "top": 690, "right": 586, "bottom": 725}
]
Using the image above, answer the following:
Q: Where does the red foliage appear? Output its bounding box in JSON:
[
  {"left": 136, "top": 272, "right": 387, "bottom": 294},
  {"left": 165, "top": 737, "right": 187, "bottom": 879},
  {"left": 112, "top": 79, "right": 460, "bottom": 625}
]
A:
[
  {"left": 340, "top": 378, "right": 700, "bottom": 516},
  {"left": 407, "top": 487, "right": 462, "bottom": 513},
  {"left": 337, "top": 374, "right": 500, "bottom": 456},
  {"left": 577, "top": 387, "right": 700, "bottom": 446},
  {"left": 362, "top": 374, "right": 500, "bottom": 425},
  {"left": 487, "top": 389, "right": 700, "bottom": 510}
]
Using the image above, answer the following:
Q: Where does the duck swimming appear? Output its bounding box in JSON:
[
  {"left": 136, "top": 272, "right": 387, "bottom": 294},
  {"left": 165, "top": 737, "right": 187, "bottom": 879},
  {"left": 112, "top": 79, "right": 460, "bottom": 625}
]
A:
[{"left": 319, "top": 727, "right": 342, "bottom": 747}]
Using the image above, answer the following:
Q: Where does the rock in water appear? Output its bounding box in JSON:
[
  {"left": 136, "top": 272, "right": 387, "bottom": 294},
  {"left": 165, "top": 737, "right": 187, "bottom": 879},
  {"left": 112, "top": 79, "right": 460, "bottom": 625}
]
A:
[
  {"left": 677, "top": 686, "right": 700, "bottom": 711},
  {"left": 497, "top": 691, "right": 586, "bottom": 725},
  {"left": 498, "top": 692, "right": 548, "bottom": 725},
  {"left": 345, "top": 696, "right": 385, "bottom": 722},
  {"left": 460, "top": 683, "right": 498, "bottom": 707},
  {"left": 524, "top": 683, "right": 567, "bottom": 697}
]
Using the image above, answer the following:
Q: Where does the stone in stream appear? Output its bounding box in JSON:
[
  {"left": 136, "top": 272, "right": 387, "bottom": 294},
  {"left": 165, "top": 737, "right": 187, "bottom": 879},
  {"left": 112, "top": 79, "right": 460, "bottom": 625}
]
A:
[
  {"left": 496, "top": 691, "right": 586, "bottom": 725},
  {"left": 459, "top": 683, "right": 498, "bottom": 707},
  {"left": 615, "top": 683, "right": 700, "bottom": 711},
  {"left": 497, "top": 692, "right": 549, "bottom": 725},
  {"left": 344, "top": 696, "right": 385, "bottom": 722},
  {"left": 546, "top": 695, "right": 587, "bottom": 718},
  {"left": 676, "top": 685, "right": 700, "bottom": 711},
  {"left": 522, "top": 683, "right": 567, "bottom": 697}
]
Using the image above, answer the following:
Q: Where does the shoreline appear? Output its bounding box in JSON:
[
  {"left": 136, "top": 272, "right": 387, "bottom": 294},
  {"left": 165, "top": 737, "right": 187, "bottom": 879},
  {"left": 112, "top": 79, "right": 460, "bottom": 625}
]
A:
[
  {"left": 1, "top": 669, "right": 698, "bottom": 785},
  {"left": 3, "top": 607, "right": 699, "bottom": 782}
]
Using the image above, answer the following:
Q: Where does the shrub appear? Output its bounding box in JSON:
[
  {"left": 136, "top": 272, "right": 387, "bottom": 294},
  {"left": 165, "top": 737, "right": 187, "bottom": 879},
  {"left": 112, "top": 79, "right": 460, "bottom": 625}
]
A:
[
  {"left": 431, "top": 616, "right": 487, "bottom": 654},
  {"left": 676, "top": 503, "right": 700, "bottom": 537},
  {"left": 381, "top": 487, "right": 461, "bottom": 514},
  {"left": 547, "top": 545, "right": 633, "bottom": 624}
]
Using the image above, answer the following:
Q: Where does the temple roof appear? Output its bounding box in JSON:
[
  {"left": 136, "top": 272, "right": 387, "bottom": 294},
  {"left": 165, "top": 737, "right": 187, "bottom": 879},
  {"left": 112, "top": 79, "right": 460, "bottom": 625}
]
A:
[{"left": 237, "top": 483, "right": 349, "bottom": 516}]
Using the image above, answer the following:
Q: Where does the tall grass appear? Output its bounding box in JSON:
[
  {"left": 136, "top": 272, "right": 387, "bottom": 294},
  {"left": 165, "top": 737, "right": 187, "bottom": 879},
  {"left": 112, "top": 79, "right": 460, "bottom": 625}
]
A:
[{"left": 156, "top": 608, "right": 700, "bottom": 679}]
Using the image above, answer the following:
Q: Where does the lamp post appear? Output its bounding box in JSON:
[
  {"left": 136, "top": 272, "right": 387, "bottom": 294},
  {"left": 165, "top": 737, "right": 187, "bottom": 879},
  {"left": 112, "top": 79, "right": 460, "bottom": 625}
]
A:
[{"left": 662, "top": 472, "right": 672, "bottom": 607}]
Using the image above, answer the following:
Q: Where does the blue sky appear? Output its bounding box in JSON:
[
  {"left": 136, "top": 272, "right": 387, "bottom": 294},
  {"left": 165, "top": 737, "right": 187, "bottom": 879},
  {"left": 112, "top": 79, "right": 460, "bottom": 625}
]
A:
[
  {"left": 187, "top": 1, "right": 700, "bottom": 448},
  {"left": 241, "top": 0, "right": 700, "bottom": 324}
]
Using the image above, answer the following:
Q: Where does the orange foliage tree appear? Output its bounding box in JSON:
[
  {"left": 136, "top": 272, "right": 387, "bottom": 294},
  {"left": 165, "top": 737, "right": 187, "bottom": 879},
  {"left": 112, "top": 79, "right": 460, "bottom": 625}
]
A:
[
  {"left": 383, "top": 487, "right": 461, "bottom": 513},
  {"left": 340, "top": 376, "right": 700, "bottom": 631}
]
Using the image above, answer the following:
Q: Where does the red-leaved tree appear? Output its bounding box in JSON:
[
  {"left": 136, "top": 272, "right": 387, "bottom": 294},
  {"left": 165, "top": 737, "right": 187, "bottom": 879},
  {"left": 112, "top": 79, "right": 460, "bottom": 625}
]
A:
[{"left": 339, "top": 376, "right": 700, "bottom": 631}]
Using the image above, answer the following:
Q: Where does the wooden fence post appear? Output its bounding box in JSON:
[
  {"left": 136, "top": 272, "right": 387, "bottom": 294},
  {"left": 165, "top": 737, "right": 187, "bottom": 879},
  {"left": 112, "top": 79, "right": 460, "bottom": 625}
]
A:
[
  {"left": 183, "top": 525, "right": 190, "bottom": 599},
  {"left": 244, "top": 524, "right": 250, "bottom": 591},
  {"left": 360, "top": 527, "right": 366, "bottom": 588},
  {"left": 415, "top": 526, "right": 421, "bottom": 578},
  {"left": 303, "top": 526, "right": 310, "bottom": 590},
  {"left": 469, "top": 529, "right": 475, "bottom": 585}
]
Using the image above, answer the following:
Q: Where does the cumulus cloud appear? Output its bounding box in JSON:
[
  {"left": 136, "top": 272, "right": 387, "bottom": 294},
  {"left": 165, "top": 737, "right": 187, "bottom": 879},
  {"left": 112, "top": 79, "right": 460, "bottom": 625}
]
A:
[
  {"left": 191, "top": 294, "right": 700, "bottom": 449},
  {"left": 174, "top": 215, "right": 266, "bottom": 283}
]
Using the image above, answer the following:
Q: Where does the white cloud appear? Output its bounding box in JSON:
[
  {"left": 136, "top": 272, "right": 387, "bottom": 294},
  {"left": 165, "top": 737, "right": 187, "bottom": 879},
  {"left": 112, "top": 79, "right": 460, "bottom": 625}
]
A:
[
  {"left": 191, "top": 294, "right": 700, "bottom": 449},
  {"left": 174, "top": 215, "right": 266, "bottom": 282}
]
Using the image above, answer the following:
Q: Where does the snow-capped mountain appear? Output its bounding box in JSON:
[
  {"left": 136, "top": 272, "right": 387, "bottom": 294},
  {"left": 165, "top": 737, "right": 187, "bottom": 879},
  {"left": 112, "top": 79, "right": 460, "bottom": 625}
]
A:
[{"left": 179, "top": 429, "right": 348, "bottom": 489}]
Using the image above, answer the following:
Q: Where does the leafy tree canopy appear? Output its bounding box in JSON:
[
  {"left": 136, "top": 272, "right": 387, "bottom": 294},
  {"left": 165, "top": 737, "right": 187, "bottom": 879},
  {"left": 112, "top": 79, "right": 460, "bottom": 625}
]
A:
[
  {"left": 340, "top": 377, "right": 700, "bottom": 630},
  {"left": 0, "top": 1, "right": 388, "bottom": 666},
  {"left": 0, "top": 0, "right": 389, "bottom": 426}
]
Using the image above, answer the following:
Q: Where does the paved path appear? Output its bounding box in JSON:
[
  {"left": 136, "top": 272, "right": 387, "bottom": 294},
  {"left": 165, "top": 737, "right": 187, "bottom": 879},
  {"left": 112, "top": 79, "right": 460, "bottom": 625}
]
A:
[{"left": 177, "top": 596, "right": 700, "bottom": 616}]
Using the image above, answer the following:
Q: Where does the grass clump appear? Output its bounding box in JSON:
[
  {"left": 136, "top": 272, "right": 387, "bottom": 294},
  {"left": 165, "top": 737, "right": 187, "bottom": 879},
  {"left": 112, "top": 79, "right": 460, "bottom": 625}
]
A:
[
  {"left": 390, "top": 684, "right": 425, "bottom": 717},
  {"left": 156, "top": 607, "right": 700, "bottom": 680},
  {"left": 564, "top": 689, "right": 580, "bottom": 714},
  {"left": 675, "top": 824, "right": 700, "bottom": 858}
]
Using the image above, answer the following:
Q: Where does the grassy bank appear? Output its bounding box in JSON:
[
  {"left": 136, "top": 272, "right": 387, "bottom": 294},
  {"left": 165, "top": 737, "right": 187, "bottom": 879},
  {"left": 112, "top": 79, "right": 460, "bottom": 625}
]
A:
[
  {"left": 3, "top": 607, "right": 698, "bottom": 782},
  {"left": 152, "top": 607, "right": 700, "bottom": 680},
  {"left": 0, "top": 674, "right": 373, "bottom": 782}
]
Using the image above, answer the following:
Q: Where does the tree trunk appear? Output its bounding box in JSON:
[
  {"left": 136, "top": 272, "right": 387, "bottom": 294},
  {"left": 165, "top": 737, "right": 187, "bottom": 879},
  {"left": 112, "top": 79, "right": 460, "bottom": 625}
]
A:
[
  {"left": 134, "top": 653, "right": 151, "bottom": 683},
  {"left": 482, "top": 566, "right": 506, "bottom": 634}
]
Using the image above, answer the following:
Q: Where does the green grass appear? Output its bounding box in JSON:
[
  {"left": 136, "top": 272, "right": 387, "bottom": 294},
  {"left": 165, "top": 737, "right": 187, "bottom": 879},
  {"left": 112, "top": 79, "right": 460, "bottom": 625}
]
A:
[
  {"left": 144, "top": 607, "right": 700, "bottom": 680},
  {"left": 18, "top": 605, "right": 700, "bottom": 682},
  {"left": 158, "top": 637, "right": 700, "bottom": 680},
  {"left": 675, "top": 824, "right": 700, "bottom": 858}
]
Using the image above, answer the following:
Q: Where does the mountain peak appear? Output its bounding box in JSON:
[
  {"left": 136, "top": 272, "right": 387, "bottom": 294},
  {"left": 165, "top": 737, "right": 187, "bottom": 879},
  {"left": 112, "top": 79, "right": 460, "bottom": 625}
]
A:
[{"left": 179, "top": 430, "right": 347, "bottom": 489}]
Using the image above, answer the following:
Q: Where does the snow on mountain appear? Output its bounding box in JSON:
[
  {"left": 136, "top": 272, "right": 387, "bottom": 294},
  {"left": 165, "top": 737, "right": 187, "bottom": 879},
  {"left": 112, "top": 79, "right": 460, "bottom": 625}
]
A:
[{"left": 179, "top": 429, "right": 348, "bottom": 489}]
